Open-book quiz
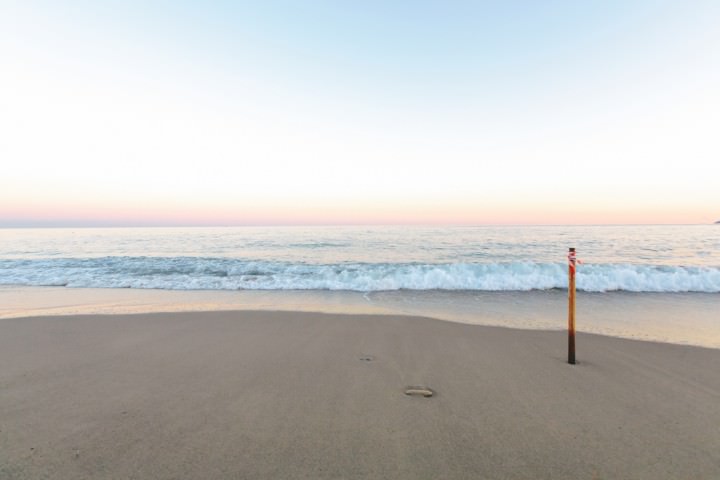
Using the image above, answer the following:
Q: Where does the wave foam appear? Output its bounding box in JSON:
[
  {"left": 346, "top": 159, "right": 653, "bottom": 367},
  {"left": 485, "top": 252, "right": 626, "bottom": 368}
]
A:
[{"left": 1, "top": 257, "right": 719, "bottom": 293}]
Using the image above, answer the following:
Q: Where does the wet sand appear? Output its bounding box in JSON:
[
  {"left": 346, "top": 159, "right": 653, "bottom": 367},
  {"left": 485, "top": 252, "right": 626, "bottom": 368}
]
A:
[
  {"left": 2, "top": 286, "right": 719, "bottom": 348},
  {"left": 1, "top": 311, "right": 719, "bottom": 479}
]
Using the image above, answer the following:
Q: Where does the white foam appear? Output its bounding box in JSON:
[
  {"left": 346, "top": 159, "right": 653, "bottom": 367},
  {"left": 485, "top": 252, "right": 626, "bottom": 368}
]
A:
[{"left": 1, "top": 257, "right": 719, "bottom": 293}]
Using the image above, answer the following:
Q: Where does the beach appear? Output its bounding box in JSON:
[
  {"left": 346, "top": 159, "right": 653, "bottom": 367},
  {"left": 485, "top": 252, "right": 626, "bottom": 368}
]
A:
[
  {"left": 4, "top": 0, "right": 720, "bottom": 476},
  {"left": 2, "top": 310, "right": 719, "bottom": 479}
]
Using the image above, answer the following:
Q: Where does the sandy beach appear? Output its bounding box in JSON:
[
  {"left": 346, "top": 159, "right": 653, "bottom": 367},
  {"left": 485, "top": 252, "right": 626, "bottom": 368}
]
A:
[{"left": 1, "top": 311, "right": 718, "bottom": 479}]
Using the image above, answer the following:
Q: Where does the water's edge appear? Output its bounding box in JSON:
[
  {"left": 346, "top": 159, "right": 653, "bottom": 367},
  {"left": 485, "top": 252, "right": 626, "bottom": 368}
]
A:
[{"left": 2, "top": 286, "right": 718, "bottom": 349}]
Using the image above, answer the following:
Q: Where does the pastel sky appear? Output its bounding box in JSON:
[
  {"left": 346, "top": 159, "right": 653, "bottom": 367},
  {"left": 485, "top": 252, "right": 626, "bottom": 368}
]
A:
[{"left": 1, "top": 1, "right": 719, "bottom": 226}]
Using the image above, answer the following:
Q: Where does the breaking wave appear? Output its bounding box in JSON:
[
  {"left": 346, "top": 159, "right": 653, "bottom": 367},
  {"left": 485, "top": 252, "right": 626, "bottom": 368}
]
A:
[{"left": 1, "top": 257, "right": 719, "bottom": 293}]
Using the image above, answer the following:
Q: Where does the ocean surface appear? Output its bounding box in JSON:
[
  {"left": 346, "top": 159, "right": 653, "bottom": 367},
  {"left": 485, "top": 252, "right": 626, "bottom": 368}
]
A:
[
  {"left": 1, "top": 226, "right": 718, "bottom": 347},
  {"left": 1, "top": 225, "right": 719, "bottom": 292}
]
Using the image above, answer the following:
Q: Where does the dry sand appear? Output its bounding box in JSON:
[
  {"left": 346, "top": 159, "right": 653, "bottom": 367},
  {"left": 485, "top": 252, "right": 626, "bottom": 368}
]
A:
[{"left": 1, "top": 311, "right": 719, "bottom": 479}]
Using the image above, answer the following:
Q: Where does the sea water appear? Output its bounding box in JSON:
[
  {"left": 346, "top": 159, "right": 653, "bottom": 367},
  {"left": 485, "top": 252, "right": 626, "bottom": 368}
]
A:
[
  {"left": 1, "top": 225, "right": 718, "bottom": 292},
  {"left": 1, "top": 225, "right": 718, "bottom": 347}
]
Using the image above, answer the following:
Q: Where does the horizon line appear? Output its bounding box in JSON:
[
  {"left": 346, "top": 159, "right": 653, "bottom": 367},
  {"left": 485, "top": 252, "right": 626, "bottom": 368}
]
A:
[{"left": 0, "top": 222, "right": 717, "bottom": 229}]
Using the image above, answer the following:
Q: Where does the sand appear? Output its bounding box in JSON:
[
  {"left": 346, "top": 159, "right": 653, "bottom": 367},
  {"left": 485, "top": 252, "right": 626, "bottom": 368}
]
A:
[
  {"left": 4, "top": 286, "right": 720, "bottom": 349},
  {"left": 1, "top": 311, "right": 719, "bottom": 479}
]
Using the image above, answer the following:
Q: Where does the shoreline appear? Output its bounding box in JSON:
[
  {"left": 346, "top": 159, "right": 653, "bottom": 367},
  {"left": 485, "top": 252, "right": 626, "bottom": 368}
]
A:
[
  {"left": 2, "top": 285, "right": 719, "bottom": 348},
  {"left": 1, "top": 310, "right": 719, "bottom": 479}
]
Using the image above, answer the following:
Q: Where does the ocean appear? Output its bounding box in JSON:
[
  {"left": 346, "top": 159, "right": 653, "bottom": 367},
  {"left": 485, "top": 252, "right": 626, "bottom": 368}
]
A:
[
  {"left": 1, "top": 225, "right": 718, "bottom": 347},
  {"left": 1, "top": 225, "right": 719, "bottom": 292}
]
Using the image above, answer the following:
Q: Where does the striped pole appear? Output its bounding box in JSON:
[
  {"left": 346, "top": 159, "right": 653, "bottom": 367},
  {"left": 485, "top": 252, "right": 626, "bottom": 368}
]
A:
[{"left": 568, "top": 247, "right": 576, "bottom": 365}]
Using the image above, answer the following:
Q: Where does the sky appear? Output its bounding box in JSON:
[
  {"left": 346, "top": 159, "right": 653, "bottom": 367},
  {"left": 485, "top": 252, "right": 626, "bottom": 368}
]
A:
[{"left": 1, "top": 1, "right": 719, "bottom": 226}]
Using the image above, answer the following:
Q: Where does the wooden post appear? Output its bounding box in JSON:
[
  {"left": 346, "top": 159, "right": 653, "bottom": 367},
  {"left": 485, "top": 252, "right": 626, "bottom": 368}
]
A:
[{"left": 568, "top": 247, "right": 576, "bottom": 365}]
